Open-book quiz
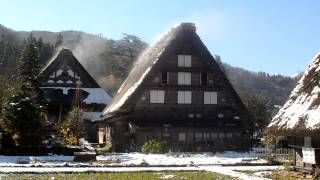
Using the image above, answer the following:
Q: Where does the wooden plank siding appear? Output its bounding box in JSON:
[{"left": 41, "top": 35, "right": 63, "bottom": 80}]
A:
[{"left": 101, "top": 23, "right": 252, "bottom": 152}]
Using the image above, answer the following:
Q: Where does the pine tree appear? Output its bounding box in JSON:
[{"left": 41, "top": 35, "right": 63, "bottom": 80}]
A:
[
  {"left": 3, "top": 34, "right": 48, "bottom": 148},
  {"left": 19, "top": 34, "right": 42, "bottom": 97},
  {"left": 4, "top": 93, "right": 47, "bottom": 147},
  {"left": 244, "top": 94, "right": 271, "bottom": 138}
]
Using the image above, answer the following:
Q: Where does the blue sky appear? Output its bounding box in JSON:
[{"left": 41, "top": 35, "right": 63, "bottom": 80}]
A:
[{"left": 1, "top": 0, "right": 320, "bottom": 76}]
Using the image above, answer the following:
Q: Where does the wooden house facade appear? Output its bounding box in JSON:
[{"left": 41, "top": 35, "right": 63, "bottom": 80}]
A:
[
  {"left": 98, "top": 23, "right": 253, "bottom": 152},
  {"left": 40, "top": 49, "right": 112, "bottom": 141},
  {"left": 267, "top": 53, "right": 320, "bottom": 174}
]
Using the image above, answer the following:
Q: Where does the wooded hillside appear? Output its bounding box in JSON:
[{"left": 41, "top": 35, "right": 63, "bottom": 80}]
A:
[{"left": 0, "top": 24, "right": 300, "bottom": 112}]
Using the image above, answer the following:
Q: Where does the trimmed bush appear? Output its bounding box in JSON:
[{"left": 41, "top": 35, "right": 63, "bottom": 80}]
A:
[{"left": 141, "top": 139, "right": 167, "bottom": 154}]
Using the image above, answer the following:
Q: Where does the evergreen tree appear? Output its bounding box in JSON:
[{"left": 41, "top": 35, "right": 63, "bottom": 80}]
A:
[
  {"left": 18, "top": 34, "right": 42, "bottom": 97},
  {"left": 0, "top": 75, "right": 18, "bottom": 117},
  {"left": 3, "top": 93, "right": 47, "bottom": 147},
  {"left": 3, "top": 34, "right": 48, "bottom": 148},
  {"left": 243, "top": 94, "right": 271, "bottom": 138},
  {"left": 36, "top": 37, "right": 54, "bottom": 66}
]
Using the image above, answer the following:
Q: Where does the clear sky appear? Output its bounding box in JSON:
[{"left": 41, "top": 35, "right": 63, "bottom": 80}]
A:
[{"left": 1, "top": 0, "right": 320, "bottom": 76}]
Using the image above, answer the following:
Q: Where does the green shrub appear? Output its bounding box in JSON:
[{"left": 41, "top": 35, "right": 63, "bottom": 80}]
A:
[
  {"left": 96, "top": 144, "right": 111, "bottom": 154},
  {"left": 141, "top": 139, "right": 167, "bottom": 154}
]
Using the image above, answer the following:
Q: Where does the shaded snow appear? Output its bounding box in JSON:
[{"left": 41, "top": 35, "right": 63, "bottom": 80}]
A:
[
  {"left": 41, "top": 87, "right": 112, "bottom": 105},
  {"left": 0, "top": 155, "right": 73, "bottom": 165},
  {"left": 269, "top": 53, "right": 320, "bottom": 130}
]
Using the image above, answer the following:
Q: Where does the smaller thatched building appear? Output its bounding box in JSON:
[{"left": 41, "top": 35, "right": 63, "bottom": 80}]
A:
[
  {"left": 40, "top": 49, "right": 112, "bottom": 142},
  {"left": 267, "top": 53, "right": 320, "bottom": 173}
]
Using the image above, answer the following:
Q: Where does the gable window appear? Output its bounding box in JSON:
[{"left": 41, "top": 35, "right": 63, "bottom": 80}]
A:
[
  {"left": 163, "top": 133, "right": 170, "bottom": 137},
  {"left": 200, "top": 72, "right": 207, "bottom": 86},
  {"left": 177, "top": 91, "right": 192, "bottom": 104},
  {"left": 219, "top": 133, "right": 225, "bottom": 139},
  {"left": 150, "top": 90, "right": 165, "bottom": 103},
  {"left": 178, "top": 133, "right": 186, "bottom": 141},
  {"left": 211, "top": 133, "right": 218, "bottom": 139},
  {"left": 204, "top": 92, "right": 218, "bottom": 104},
  {"left": 178, "top": 55, "right": 192, "bottom": 67},
  {"left": 178, "top": 72, "right": 191, "bottom": 85},
  {"left": 195, "top": 132, "right": 202, "bottom": 142},
  {"left": 304, "top": 136, "right": 312, "bottom": 147},
  {"left": 162, "top": 72, "right": 169, "bottom": 84},
  {"left": 203, "top": 132, "right": 210, "bottom": 140}
]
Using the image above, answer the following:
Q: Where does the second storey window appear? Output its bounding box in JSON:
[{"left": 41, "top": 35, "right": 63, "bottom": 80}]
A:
[
  {"left": 178, "top": 91, "right": 192, "bottom": 104},
  {"left": 200, "top": 72, "right": 207, "bottom": 86},
  {"left": 178, "top": 55, "right": 192, "bottom": 67},
  {"left": 204, "top": 91, "right": 218, "bottom": 104},
  {"left": 178, "top": 72, "right": 191, "bottom": 85},
  {"left": 162, "top": 72, "right": 169, "bottom": 84},
  {"left": 150, "top": 90, "right": 165, "bottom": 103}
]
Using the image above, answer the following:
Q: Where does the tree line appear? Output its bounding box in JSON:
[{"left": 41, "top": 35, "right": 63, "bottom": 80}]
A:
[{"left": 0, "top": 26, "right": 300, "bottom": 149}]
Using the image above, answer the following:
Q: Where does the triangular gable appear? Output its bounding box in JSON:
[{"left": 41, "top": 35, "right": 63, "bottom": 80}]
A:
[
  {"left": 41, "top": 48, "right": 99, "bottom": 88},
  {"left": 103, "top": 23, "right": 248, "bottom": 117},
  {"left": 40, "top": 49, "right": 112, "bottom": 106}
]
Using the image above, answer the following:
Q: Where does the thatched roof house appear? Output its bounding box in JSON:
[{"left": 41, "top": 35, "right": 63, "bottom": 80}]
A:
[
  {"left": 98, "top": 23, "right": 252, "bottom": 151},
  {"left": 267, "top": 53, "right": 320, "bottom": 173},
  {"left": 40, "top": 49, "right": 112, "bottom": 122}
]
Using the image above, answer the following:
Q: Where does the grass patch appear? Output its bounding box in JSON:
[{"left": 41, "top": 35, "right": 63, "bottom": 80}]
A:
[
  {"left": 272, "top": 171, "right": 313, "bottom": 180},
  {"left": 1, "top": 171, "right": 235, "bottom": 180}
]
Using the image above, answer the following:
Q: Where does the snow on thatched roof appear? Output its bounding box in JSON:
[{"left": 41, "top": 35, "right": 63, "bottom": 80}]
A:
[
  {"left": 268, "top": 53, "right": 320, "bottom": 133},
  {"left": 102, "top": 23, "right": 196, "bottom": 117},
  {"left": 40, "top": 49, "right": 112, "bottom": 106},
  {"left": 41, "top": 87, "right": 112, "bottom": 105}
]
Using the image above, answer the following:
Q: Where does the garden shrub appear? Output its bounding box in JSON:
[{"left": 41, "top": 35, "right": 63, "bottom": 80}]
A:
[{"left": 141, "top": 139, "right": 167, "bottom": 154}]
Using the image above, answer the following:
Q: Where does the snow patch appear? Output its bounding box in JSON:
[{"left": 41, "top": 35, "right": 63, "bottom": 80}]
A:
[
  {"left": 96, "top": 151, "right": 266, "bottom": 166},
  {"left": 41, "top": 87, "right": 112, "bottom": 105}
]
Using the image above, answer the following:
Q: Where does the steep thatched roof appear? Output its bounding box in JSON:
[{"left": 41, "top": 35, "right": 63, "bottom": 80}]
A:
[
  {"left": 267, "top": 53, "right": 320, "bottom": 135},
  {"left": 102, "top": 23, "right": 249, "bottom": 124},
  {"left": 40, "top": 48, "right": 112, "bottom": 106},
  {"left": 102, "top": 23, "right": 197, "bottom": 117},
  {"left": 41, "top": 48, "right": 100, "bottom": 88}
]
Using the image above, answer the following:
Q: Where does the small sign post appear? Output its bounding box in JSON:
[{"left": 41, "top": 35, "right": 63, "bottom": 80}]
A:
[{"left": 302, "top": 147, "right": 316, "bottom": 164}]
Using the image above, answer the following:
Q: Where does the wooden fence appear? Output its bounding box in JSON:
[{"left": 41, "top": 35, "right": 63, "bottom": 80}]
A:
[{"left": 253, "top": 147, "right": 294, "bottom": 162}]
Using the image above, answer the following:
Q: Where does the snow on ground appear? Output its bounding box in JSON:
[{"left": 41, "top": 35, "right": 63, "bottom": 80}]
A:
[
  {"left": 96, "top": 151, "right": 267, "bottom": 166},
  {"left": 0, "top": 151, "right": 267, "bottom": 167},
  {"left": 0, "top": 152, "right": 280, "bottom": 179},
  {"left": 0, "top": 155, "right": 74, "bottom": 167},
  {"left": 200, "top": 165, "right": 282, "bottom": 180}
]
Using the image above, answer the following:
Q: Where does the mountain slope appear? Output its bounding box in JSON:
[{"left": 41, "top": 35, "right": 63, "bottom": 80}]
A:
[{"left": 0, "top": 24, "right": 299, "bottom": 109}]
